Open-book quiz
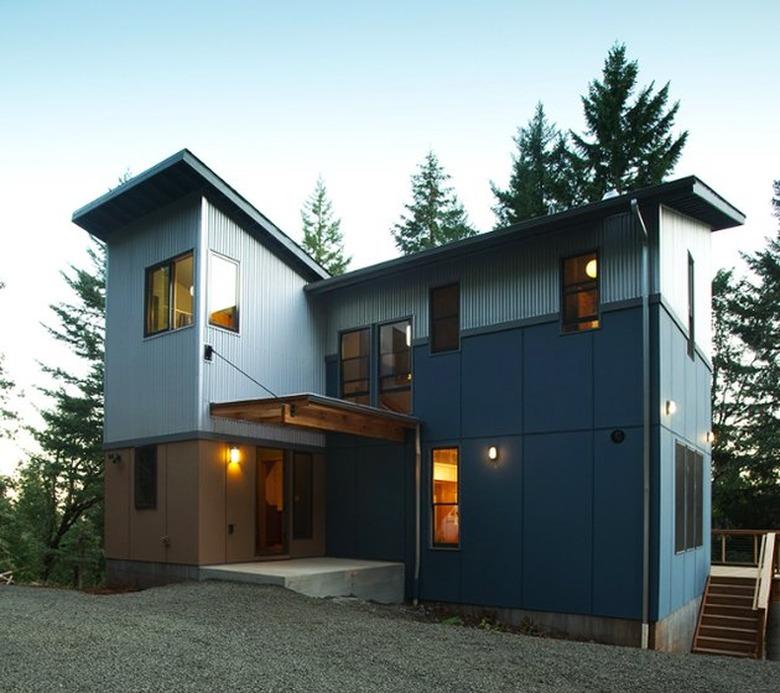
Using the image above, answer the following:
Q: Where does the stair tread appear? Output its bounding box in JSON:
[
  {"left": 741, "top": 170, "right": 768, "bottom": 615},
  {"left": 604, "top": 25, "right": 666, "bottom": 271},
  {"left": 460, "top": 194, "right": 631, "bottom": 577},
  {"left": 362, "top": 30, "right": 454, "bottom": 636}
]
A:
[
  {"left": 693, "top": 646, "right": 754, "bottom": 658},
  {"left": 696, "top": 635, "right": 756, "bottom": 647},
  {"left": 700, "top": 625, "right": 757, "bottom": 634},
  {"left": 702, "top": 615, "right": 759, "bottom": 623}
]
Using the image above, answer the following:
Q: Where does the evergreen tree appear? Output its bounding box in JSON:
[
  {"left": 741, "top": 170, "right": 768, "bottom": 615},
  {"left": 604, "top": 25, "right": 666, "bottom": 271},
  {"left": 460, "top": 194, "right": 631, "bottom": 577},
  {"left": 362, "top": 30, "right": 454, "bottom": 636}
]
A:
[
  {"left": 0, "top": 282, "right": 16, "bottom": 434},
  {"left": 570, "top": 43, "right": 688, "bottom": 201},
  {"left": 491, "top": 103, "right": 580, "bottom": 227},
  {"left": 392, "top": 151, "right": 476, "bottom": 255},
  {"left": 301, "top": 177, "right": 350, "bottom": 276},
  {"left": 711, "top": 181, "right": 780, "bottom": 527},
  {"left": 13, "top": 239, "right": 106, "bottom": 584}
]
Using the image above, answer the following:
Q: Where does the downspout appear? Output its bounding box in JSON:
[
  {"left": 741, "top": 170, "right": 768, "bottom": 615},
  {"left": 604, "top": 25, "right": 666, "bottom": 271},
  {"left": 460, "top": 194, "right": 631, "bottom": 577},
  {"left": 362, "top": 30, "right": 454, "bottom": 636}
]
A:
[
  {"left": 631, "top": 198, "right": 651, "bottom": 649},
  {"left": 413, "top": 423, "right": 422, "bottom": 606}
]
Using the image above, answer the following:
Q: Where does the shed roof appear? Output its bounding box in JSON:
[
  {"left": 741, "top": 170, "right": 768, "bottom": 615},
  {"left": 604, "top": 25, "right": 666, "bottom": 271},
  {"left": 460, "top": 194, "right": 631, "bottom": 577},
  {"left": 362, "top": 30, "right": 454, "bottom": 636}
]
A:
[
  {"left": 305, "top": 176, "right": 744, "bottom": 295},
  {"left": 71, "top": 149, "right": 329, "bottom": 282}
]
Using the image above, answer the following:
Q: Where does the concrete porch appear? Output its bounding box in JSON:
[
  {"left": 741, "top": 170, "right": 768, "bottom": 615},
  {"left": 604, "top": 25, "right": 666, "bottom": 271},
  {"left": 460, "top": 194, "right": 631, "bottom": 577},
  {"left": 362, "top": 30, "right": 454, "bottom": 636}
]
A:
[{"left": 199, "top": 558, "right": 405, "bottom": 604}]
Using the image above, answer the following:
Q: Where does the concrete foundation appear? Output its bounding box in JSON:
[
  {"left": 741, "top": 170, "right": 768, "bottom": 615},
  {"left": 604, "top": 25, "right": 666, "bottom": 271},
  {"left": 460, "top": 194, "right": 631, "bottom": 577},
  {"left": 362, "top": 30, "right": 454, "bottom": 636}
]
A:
[
  {"left": 650, "top": 596, "right": 701, "bottom": 653},
  {"left": 107, "top": 558, "right": 201, "bottom": 588}
]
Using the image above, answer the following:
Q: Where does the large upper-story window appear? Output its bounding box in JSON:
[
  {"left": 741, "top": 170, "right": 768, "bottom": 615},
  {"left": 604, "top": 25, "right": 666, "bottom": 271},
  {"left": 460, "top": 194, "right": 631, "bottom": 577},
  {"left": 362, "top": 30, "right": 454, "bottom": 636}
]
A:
[
  {"left": 144, "top": 252, "right": 193, "bottom": 336},
  {"left": 209, "top": 253, "right": 239, "bottom": 332},
  {"left": 561, "top": 251, "right": 599, "bottom": 333},
  {"left": 430, "top": 283, "right": 459, "bottom": 353},
  {"left": 340, "top": 328, "right": 370, "bottom": 405},
  {"left": 379, "top": 319, "right": 412, "bottom": 413}
]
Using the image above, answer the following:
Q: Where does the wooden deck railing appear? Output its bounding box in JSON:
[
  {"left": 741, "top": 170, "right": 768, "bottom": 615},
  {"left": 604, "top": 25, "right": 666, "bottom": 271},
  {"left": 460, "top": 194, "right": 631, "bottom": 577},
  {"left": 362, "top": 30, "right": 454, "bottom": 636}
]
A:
[
  {"left": 753, "top": 532, "right": 776, "bottom": 660},
  {"left": 711, "top": 529, "right": 780, "bottom": 575}
]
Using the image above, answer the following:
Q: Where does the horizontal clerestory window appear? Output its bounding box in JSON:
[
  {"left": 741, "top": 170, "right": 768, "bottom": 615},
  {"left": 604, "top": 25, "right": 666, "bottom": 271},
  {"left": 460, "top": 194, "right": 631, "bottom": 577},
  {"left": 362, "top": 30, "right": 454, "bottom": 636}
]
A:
[
  {"left": 144, "top": 252, "right": 194, "bottom": 336},
  {"left": 561, "top": 251, "right": 599, "bottom": 333}
]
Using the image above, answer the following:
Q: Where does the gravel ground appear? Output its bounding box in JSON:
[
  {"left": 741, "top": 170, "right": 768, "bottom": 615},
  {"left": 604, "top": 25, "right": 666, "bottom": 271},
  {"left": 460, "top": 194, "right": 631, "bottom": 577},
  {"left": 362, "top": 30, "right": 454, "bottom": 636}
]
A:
[{"left": 1, "top": 582, "right": 777, "bottom": 692}]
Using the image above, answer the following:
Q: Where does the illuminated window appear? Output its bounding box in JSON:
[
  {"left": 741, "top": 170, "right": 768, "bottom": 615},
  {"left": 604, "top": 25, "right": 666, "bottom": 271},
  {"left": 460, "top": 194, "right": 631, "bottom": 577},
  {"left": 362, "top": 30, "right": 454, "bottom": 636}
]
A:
[
  {"left": 208, "top": 253, "right": 239, "bottom": 332},
  {"left": 341, "top": 328, "right": 370, "bottom": 405},
  {"left": 379, "top": 319, "right": 412, "bottom": 413},
  {"left": 561, "top": 252, "right": 599, "bottom": 333},
  {"left": 432, "top": 448, "right": 459, "bottom": 548},
  {"left": 145, "top": 252, "right": 194, "bottom": 336},
  {"left": 430, "top": 283, "right": 459, "bottom": 353},
  {"left": 134, "top": 446, "right": 157, "bottom": 510}
]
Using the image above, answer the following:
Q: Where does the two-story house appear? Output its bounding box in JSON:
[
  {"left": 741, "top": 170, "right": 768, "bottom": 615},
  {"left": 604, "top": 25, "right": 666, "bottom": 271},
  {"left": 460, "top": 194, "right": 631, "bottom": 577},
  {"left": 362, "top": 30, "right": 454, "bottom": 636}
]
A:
[{"left": 72, "top": 149, "right": 743, "bottom": 651}]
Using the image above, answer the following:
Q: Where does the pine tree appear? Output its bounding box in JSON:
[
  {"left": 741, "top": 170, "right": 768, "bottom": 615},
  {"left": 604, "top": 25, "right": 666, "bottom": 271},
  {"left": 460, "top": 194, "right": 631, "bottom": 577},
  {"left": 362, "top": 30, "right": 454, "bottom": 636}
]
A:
[
  {"left": 491, "top": 103, "right": 580, "bottom": 227},
  {"left": 392, "top": 151, "right": 476, "bottom": 255},
  {"left": 0, "top": 282, "right": 16, "bottom": 435},
  {"left": 13, "top": 239, "right": 106, "bottom": 583},
  {"left": 301, "top": 177, "right": 350, "bottom": 276},
  {"left": 570, "top": 43, "right": 688, "bottom": 201}
]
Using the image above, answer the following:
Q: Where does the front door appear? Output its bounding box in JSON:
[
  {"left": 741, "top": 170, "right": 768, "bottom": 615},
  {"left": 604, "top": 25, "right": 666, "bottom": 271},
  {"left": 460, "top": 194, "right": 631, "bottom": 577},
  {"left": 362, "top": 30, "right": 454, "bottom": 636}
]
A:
[{"left": 256, "top": 448, "right": 287, "bottom": 556}]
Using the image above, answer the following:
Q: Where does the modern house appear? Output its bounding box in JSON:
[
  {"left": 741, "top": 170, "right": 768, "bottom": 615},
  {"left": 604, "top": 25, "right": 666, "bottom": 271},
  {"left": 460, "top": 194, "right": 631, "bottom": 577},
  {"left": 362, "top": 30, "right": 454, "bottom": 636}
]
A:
[{"left": 72, "top": 149, "right": 744, "bottom": 651}]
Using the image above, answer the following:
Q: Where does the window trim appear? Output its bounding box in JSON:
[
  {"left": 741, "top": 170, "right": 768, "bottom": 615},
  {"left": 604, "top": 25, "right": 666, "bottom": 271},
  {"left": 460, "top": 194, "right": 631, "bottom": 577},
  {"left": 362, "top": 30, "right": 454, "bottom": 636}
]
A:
[
  {"left": 560, "top": 249, "right": 601, "bottom": 335},
  {"left": 143, "top": 250, "right": 195, "bottom": 338},
  {"left": 431, "top": 445, "right": 460, "bottom": 550},
  {"left": 207, "top": 250, "right": 241, "bottom": 334},
  {"left": 134, "top": 445, "right": 157, "bottom": 511},
  {"left": 429, "top": 282, "right": 461, "bottom": 355},
  {"left": 338, "top": 325, "right": 373, "bottom": 406},
  {"left": 674, "top": 440, "right": 705, "bottom": 554},
  {"left": 377, "top": 316, "right": 414, "bottom": 415}
]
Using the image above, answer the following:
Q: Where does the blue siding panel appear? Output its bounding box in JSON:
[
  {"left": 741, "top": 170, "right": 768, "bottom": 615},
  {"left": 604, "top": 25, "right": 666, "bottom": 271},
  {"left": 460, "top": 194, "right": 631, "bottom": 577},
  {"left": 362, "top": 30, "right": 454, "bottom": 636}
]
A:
[
  {"left": 413, "top": 346, "right": 461, "bottom": 441},
  {"left": 523, "top": 323, "right": 593, "bottom": 434},
  {"left": 461, "top": 331, "right": 523, "bottom": 438},
  {"left": 460, "top": 436, "right": 524, "bottom": 607},
  {"left": 592, "top": 427, "right": 643, "bottom": 618},
  {"left": 522, "top": 431, "right": 593, "bottom": 614}
]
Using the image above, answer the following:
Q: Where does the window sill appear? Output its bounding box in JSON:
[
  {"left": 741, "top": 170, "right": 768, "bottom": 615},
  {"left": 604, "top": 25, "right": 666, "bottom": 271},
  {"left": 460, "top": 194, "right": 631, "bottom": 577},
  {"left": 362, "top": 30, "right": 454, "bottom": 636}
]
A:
[
  {"left": 143, "top": 323, "right": 194, "bottom": 342},
  {"left": 208, "top": 323, "right": 241, "bottom": 337}
]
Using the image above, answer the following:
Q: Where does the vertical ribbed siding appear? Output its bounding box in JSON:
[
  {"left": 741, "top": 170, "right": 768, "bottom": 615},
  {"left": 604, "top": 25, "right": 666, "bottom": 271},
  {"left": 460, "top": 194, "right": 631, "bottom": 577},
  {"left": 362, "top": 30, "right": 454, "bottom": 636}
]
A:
[
  {"left": 322, "top": 212, "right": 643, "bottom": 353},
  {"left": 104, "top": 196, "right": 201, "bottom": 443},
  {"left": 658, "top": 205, "right": 712, "bottom": 358},
  {"left": 200, "top": 199, "right": 325, "bottom": 447}
]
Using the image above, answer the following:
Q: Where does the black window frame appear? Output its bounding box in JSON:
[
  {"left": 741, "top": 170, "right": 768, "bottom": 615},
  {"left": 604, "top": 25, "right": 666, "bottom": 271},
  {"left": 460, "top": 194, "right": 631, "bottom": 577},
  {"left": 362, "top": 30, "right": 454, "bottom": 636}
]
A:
[
  {"left": 377, "top": 317, "right": 413, "bottom": 414},
  {"left": 339, "top": 326, "right": 372, "bottom": 406},
  {"left": 431, "top": 446, "right": 460, "bottom": 550},
  {"left": 560, "top": 250, "right": 600, "bottom": 334},
  {"left": 429, "top": 283, "right": 460, "bottom": 354},
  {"left": 687, "top": 251, "right": 695, "bottom": 359},
  {"left": 134, "top": 445, "right": 157, "bottom": 510},
  {"left": 143, "top": 250, "right": 195, "bottom": 338},
  {"left": 207, "top": 251, "right": 241, "bottom": 334},
  {"left": 674, "top": 440, "right": 704, "bottom": 554},
  {"left": 292, "top": 452, "right": 314, "bottom": 541}
]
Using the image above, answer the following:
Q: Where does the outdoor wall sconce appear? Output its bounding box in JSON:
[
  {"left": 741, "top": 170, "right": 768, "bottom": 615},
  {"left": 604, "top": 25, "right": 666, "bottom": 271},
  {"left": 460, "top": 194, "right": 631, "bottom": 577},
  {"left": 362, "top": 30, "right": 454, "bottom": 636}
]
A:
[
  {"left": 107, "top": 452, "right": 122, "bottom": 464},
  {"left": 665, "top": 400, "right": 677, "bottom": 416},
  {"left": 228, "top": 446, "right": 241, "bottom": 465},
  {"left": 487, "top": 446, "right": 499, "bottom": 463},
  {"left": 706, "top": 431, "right": 715, "bottom": 444}
]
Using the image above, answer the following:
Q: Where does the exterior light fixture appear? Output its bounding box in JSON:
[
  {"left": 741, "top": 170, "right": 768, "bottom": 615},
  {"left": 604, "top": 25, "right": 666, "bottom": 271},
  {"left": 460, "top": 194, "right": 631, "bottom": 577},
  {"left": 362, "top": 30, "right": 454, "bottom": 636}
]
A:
[
  {"left": 405, "top": 324, "right": 412, "bottom": 347},
  {"left": 585, "top": 258, "right": 598, "bottom": 279},
  {"left": 706, "top": 431, "right": 715, "bottom": 444},
  {"left": 665, "top": 400, "right": 677, "bottom": 416},
  {"left": 487, "top": 445, "right": 499, "bottom": 462},
  {"left": 228, "top": 446, "right": 241, "bottom": 465}
]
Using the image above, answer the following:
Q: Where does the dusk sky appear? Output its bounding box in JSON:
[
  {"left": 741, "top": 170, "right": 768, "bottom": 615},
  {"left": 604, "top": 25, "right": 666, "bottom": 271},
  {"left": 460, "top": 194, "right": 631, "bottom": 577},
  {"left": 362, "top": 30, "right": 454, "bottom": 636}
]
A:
[{"left": 0, "top": 1, "right": 778, "bottom": 474}]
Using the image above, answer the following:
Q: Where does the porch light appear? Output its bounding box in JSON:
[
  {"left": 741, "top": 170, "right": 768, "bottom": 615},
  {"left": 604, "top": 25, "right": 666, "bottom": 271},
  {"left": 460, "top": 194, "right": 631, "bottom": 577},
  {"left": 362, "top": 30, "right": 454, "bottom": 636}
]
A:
[
  {"left": 228, "top": 446, "right": 241, "bottom": 465},
  {"left": 585, "top": 258, "right": 598, "bottom": 279},
  {"left": 706, "top": 431, "right": 715, "bottom": 444},
  {"left": 487, "top": 445, "right": 499, "bottom": 462},
  {"left": 665, "top": 400, "right": 677, "bottom": 416}
]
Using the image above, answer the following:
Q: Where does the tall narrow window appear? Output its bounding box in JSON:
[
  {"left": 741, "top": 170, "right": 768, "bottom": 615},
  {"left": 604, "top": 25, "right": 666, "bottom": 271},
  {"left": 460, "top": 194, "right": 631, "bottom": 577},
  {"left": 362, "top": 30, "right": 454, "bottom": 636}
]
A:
[
  {"left": 675, "top": 441, "right": 704, "bottom": 553},
  {"left": 292, "top": 452, "right": 313, "bottom": 540},
  {"left": 134, "top": 445, "right": 157, "bottom": 510},
  {"left": 674, "top": 443, "right": 686, "bottom": 553},
  {"left": 693, "top": 451, "right": 703, "bottom": 548},
  {"left": 687, "top": 252, "right": 695, "bottom": 358},
  {"left": 561, "top": 252, "right": 599, "bottom": 333},
  {"left": 340, "top": 328, "right": 370, "bottom": 405},
  {"left": 430, "top": 283, "right": 460, "bottom": 353},
  {"left": 379, "top": 319, "right": 412, "bottom": 414},
  {"left": 432, "top": 448, "right": 459, "bottom": 548},
  {"left": 145, "top": 252, "right": 193, "bottom": 336},
  {"left": 209, "top": 253, "right": 239, "bottom": 332}
]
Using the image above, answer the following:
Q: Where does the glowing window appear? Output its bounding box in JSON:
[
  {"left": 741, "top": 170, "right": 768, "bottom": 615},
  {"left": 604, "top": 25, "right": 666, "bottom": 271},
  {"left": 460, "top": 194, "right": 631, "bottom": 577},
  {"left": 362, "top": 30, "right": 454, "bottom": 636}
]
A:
[
  {"left": 145, "top": 252, "right": 194, "bottom": 336},
  {"left": 432, "top": 448, "right": 459, "bottom": 548},
  {"left": 379, "top": 320, "right": 412, "bottom": 414},
  {"left": 562, "top": 252, "right": 600, "bottom": 333},
  {"left": 208, "top": 253, "right": 239, "bottom": 332}
]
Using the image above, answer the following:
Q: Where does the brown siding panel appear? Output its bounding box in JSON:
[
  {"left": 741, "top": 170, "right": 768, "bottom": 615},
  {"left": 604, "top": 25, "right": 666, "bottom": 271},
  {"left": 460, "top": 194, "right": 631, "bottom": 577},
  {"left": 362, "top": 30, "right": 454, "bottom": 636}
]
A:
[
  {"left": 104, "top": 449, "right": 132, "bottom": 559},
  {"left": 198, "top": 441, "right": 227, "bottom": 565},
  {"left": 164, "top": 441, "right": 199, "bottom": 564}
]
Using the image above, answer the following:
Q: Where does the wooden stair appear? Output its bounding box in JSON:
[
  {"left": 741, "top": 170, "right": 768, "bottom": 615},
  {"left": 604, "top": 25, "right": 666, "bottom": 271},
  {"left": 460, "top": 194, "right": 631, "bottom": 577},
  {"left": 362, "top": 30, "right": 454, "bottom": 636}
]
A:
[{"left": 693, "top": 576, "right": 761, "bottom": 658}]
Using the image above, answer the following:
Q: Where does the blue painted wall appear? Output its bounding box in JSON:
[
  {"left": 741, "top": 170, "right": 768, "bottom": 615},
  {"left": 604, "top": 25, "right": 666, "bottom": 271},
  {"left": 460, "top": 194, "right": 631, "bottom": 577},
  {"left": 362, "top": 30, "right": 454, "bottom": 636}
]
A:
[{"left": 326, "top": 303, "right": 658, "bottom": 619}]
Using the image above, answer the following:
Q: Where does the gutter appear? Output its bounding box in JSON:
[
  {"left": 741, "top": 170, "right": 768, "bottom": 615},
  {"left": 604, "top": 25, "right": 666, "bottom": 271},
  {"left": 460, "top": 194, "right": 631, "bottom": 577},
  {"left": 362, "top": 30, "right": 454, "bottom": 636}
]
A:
[
  {"left": 631, "top": 198, "right": 651, "bottom": 649},
  {"left": 413, "top": 424, "right": 422, "bottom": 605}
]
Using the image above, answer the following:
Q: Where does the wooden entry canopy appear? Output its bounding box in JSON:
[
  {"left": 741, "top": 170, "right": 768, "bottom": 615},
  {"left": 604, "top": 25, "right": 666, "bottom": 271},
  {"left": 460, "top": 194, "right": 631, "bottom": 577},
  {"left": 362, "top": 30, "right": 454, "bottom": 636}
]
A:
[{"left": 210, "top": 393, "right": 418, "bottom": 442}]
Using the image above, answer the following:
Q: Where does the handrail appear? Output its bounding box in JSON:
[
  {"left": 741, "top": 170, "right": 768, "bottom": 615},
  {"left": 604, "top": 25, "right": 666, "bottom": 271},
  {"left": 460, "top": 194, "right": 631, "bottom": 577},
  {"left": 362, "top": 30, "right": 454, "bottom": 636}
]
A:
[{"left": 754, "top": 532, "right": 775, "bottom": 611}]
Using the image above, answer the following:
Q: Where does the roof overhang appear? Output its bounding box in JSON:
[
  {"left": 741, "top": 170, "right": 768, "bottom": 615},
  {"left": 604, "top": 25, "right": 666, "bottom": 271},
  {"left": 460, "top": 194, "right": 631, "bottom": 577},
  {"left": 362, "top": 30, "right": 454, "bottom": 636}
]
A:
[
  {"left": 305, "top": 175, "right": 745, "bottom": 296},
  {"left": 210, "top": 393, "right": 418, "bottom": 442},
  {"left": 72, "top": 149, "right": 329, "bottom": 282}
]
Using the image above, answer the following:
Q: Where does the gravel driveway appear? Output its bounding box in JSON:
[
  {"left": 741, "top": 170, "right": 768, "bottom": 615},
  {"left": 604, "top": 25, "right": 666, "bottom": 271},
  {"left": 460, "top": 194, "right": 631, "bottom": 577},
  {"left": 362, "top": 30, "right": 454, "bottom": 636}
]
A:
[{"left": 1, "top": 582, "right": 777, "bottom": 692}]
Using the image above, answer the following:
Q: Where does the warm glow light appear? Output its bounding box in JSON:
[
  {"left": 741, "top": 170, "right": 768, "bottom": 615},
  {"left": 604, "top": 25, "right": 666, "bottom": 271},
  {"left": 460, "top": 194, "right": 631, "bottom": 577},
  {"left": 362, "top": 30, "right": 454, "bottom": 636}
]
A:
[
  {"left": 665, "top": 400, "right": 677, "bottom": 416},
  {"left": 405, "top": 324, "right": 412, "bottom": 347},
  {"left": 228, "top": 446, "right": 241, "bottom": 464},
  {"left": 706, "top": 431, "right": 715, "bottom": 444},
  {"left": 488, "top": 445, "right": 499, "bottom": 462},
  {"left": 585, "top": 258, "right": 598, "bottom": 279}
]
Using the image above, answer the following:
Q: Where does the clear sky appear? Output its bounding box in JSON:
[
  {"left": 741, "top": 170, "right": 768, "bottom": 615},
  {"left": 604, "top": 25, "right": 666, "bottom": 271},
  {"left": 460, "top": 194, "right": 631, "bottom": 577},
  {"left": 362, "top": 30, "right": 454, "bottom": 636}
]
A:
[{"left": 0, "top": 1, "right": 778, "bottom": 475}]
